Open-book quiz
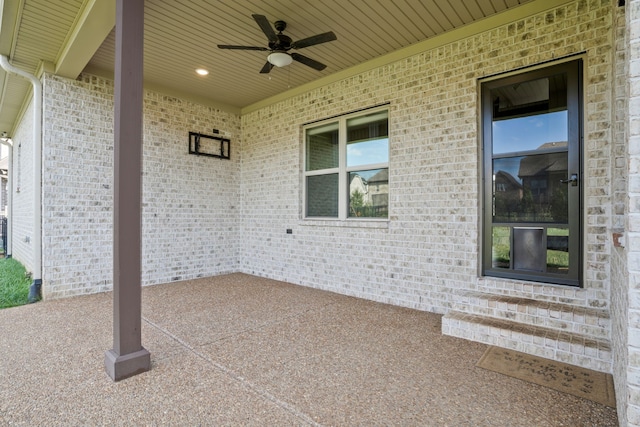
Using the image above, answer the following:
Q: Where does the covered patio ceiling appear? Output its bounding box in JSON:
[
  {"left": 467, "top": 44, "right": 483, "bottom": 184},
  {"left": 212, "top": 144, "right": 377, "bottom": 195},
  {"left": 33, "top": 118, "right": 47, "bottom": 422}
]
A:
[{"left": 0, "top": 0, "right": 534, "bottom": 134}]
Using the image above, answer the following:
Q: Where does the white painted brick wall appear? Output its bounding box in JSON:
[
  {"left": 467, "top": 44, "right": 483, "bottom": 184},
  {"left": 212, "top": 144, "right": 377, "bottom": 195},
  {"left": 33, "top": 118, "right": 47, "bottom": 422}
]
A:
[
  {"left": 42, "top": 74, "right": 113, "bottom": 297},
  {"left": 610, "top": 1, "right": 630, "bottom": 425},
  {"left": 141, "top": 90, "right": 241, "bottom": 285},
  {"left": 41, "top": 74, "right": 241, "bottom": 298},
  {"left": 241, "top": 0, "right": 615, "bottom": 313},
  {"left": 625, "top": 0, "right": 640, "bottom": 424}
]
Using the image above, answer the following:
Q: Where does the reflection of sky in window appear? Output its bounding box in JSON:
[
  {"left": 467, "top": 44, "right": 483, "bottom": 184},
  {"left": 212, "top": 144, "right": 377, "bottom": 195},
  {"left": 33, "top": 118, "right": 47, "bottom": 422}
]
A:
[
  {"left": 494, "top": 157, "right": 524, "bottom": 185},
  {"left": 493, "top": 111, "right": 567, "bottom": 154},
  {"left": 351, "top": 168, "right": 385, "bottom": 180},
  {"left": 347, "top": 138, "right": 389, "bottom": 167}
]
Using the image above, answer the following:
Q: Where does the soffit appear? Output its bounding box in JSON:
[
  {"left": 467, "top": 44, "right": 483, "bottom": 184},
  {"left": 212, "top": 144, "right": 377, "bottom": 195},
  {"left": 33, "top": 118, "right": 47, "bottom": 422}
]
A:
[
  {"left": 0, "top": 0, "right": 537, "bottom": 135},
  {"left": 0, "top": 0, "right": 112, "bottom": 135}
]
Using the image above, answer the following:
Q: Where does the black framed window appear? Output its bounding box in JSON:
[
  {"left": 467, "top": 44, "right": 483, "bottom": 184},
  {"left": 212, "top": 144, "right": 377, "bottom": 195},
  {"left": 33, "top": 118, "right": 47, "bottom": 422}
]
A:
[{"left": 481, "top": 60, "right": 583, "bottom": 286}]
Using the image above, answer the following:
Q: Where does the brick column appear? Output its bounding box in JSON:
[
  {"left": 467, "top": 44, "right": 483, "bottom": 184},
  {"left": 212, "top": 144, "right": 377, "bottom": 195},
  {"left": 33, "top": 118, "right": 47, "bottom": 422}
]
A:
[{"left": 104, "top": 0, "right": 150, "bottom": 381}]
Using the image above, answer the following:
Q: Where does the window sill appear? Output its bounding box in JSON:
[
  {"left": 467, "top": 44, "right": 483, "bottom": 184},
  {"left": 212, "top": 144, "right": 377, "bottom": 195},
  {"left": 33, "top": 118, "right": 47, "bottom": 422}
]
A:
[{"left": 299, "top": 218, "right": 389, "bottom": 229}]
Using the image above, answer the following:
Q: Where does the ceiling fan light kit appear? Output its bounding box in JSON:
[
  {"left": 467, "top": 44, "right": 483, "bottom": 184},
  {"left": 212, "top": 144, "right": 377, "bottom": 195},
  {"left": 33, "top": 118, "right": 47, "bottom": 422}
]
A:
[
  {"left": 267, "top": 52, "right": 292, "bottom": 67},
  {"left": 218, "top": 14, "right": 336, "bottom": 74}
]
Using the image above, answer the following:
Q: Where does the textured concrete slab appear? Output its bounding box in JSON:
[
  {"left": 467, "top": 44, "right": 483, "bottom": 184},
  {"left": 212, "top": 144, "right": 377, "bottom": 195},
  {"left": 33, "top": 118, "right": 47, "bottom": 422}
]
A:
[{"left": 0, "top": 273, "right": 618, "bottom": 426}]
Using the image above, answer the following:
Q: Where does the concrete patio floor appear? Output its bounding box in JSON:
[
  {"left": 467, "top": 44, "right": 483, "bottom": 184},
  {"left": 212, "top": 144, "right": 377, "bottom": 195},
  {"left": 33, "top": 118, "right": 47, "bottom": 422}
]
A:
[{"left": 0, "top": 273, "right": 618, "bottom": 426}]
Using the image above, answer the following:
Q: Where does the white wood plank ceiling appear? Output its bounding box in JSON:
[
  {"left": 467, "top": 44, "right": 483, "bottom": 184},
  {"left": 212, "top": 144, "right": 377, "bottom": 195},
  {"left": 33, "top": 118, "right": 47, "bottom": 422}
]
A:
[{"left": 0, "top": 0, "right": 533, "bottom": 133}]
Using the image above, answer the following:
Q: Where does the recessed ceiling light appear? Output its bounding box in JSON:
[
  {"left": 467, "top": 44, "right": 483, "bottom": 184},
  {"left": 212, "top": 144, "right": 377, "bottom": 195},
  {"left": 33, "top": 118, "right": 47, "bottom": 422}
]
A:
[{"left": 195, "top": 68, "right": 209, "bottom": 76}]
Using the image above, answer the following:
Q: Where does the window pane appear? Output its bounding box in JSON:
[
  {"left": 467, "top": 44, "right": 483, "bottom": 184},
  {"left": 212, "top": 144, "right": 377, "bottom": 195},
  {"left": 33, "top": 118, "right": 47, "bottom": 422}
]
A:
[
  {"left": 306, "top": 174, "right": 338, "bottom": 217},
  {"left": 547, "top": 228, "right": 569, "bottom": 274},
  {"left": 492, "top": 226, "right": 510, "bottom": 269},
  {"left": 348, "top": 169, "right": 388, "bottom": 218},
  {"left": 491, "top": 74, "right": 568, "bottom": 155},
  {"left": 306, "top": 122, "right": 338, "bottom": 171},
  {"left": 493, "top": 152, "right": 568, "bottom": 223},
  {"left": 347, "top": 111, "right": 388, "bottom": 167},
  {"left": 493, "top": 111, "right": 567, "bottom": 155}
]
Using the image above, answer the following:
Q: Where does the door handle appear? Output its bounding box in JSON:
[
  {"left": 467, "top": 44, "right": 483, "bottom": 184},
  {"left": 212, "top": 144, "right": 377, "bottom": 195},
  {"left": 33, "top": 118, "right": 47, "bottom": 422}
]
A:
[{"left": 560, "top": 173, "right": 578, "bottom": 186}]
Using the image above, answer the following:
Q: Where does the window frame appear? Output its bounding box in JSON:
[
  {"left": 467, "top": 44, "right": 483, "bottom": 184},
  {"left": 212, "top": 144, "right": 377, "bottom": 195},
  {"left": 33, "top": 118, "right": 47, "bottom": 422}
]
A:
[
  {"left": 480, "top": 59, "right": 583, "bottom": 287},
  {"left": 303, "top": 106, "right": 389, "bottom": 221}
]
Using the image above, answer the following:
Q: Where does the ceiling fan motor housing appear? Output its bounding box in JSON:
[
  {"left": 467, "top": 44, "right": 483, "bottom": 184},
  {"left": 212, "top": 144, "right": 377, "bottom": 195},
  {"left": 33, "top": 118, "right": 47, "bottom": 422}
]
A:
[
  {"left": 270, "top": 21, "right": 292, "bottom": 51},
  {"left": 270, "top": 34, "right": 292, "bottom": 51}
]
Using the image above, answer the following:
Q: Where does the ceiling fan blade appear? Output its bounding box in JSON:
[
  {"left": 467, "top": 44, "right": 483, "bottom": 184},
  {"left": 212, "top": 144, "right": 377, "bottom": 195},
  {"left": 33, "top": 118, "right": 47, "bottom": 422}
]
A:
[
  {"left": 217, "top": 45, "right": 268, "bottom": 51},
  {"left": 291, "top": 53, "right": 327, "bottom": 71},
  {"left": 291, "top": 32, "right": 337, "bottom": 49},
  {"left": 259, "top": 61, "right": 274, "bottom": 74},
  {"left": 252, "top": 14, "right": 278, "bottom": 44}
]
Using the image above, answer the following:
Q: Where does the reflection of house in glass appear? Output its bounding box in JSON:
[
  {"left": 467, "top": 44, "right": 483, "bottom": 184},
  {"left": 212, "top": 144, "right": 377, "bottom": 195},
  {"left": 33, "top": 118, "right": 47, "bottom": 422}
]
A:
[
  {"left": 494, "top": 142, "right": 568, "bottom": 222},
  {"left": 349, "top": 169, "right": 389, "bottom": 217},
  {"left": 494, "top": 170, "right": 523, "bottom": 218},
  {"left": 518, "top": 142, "right": 567, "bottom": 206}
]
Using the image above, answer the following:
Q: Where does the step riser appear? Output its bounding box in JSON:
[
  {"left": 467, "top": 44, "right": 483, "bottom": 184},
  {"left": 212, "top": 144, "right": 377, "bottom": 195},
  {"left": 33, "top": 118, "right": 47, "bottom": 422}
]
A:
[
  {"left": 442, "top": 314, "right": 612, "bottom": 373},
  {"left": 449, "top": 303, "right": 610, "bottom": 339},
  {"left": 450, "top": 299, "right": 610, "bottom": 340}
]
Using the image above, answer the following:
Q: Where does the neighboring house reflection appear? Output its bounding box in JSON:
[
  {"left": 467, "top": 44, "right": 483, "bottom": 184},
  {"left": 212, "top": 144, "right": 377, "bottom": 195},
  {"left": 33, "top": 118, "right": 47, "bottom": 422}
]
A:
[
  {"left": 349, "top": 169, "right": 389, "bottom": 217},
  {"left": 494, "top": 141, "right": 568, "bottom": 222}
]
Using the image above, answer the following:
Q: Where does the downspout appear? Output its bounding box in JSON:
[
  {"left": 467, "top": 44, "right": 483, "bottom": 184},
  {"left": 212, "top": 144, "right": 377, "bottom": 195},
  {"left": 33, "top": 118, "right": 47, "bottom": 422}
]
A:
[
  {"left": 0, "top": 137, "right": 12, "bottom": 258},
  {"left": 0, "top": 55, "right": 42, "bottom": 302}
]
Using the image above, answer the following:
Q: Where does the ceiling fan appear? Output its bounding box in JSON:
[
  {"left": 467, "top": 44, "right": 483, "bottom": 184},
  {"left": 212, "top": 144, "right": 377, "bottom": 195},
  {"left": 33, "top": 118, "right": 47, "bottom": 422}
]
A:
[{"left": 217, "top": 14, "right": 337, "bottom": 74}]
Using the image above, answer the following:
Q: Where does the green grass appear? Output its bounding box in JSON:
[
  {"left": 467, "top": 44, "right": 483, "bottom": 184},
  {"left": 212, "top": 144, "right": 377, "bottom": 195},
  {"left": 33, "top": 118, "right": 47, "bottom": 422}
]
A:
[
  {"left": 0, "top": 258, "right": 31, "bottom": 309},
  {"left": 492, "top": 226, "right": 569, "bottom": 271}
]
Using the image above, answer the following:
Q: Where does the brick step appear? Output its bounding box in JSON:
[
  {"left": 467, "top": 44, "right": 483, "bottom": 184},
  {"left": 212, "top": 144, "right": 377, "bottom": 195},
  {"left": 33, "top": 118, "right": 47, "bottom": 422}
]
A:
[
  {"left": 450, "top": 291, "right": 610, "bottom": 340},
  {"left": 442, "top": 311, "right": 611, "bottom": 373}
]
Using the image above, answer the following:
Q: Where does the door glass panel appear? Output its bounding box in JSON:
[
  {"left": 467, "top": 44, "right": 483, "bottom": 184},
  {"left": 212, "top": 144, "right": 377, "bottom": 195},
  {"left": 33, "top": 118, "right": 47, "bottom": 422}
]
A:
[
  {"left": 491, "top": 74, "right": 568, "bottom": 155},
  {"left": 492, "top": 226, "right": 511, "bottom": 269},
  {"left": 493, "top": 152, "right": 568, "bottom": 223},
  {"left": 493, "top": 111, "right": 567, "bottom": 155},
  {"left": 547, "top": 228, "right": 569, "bottom": 274}
]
